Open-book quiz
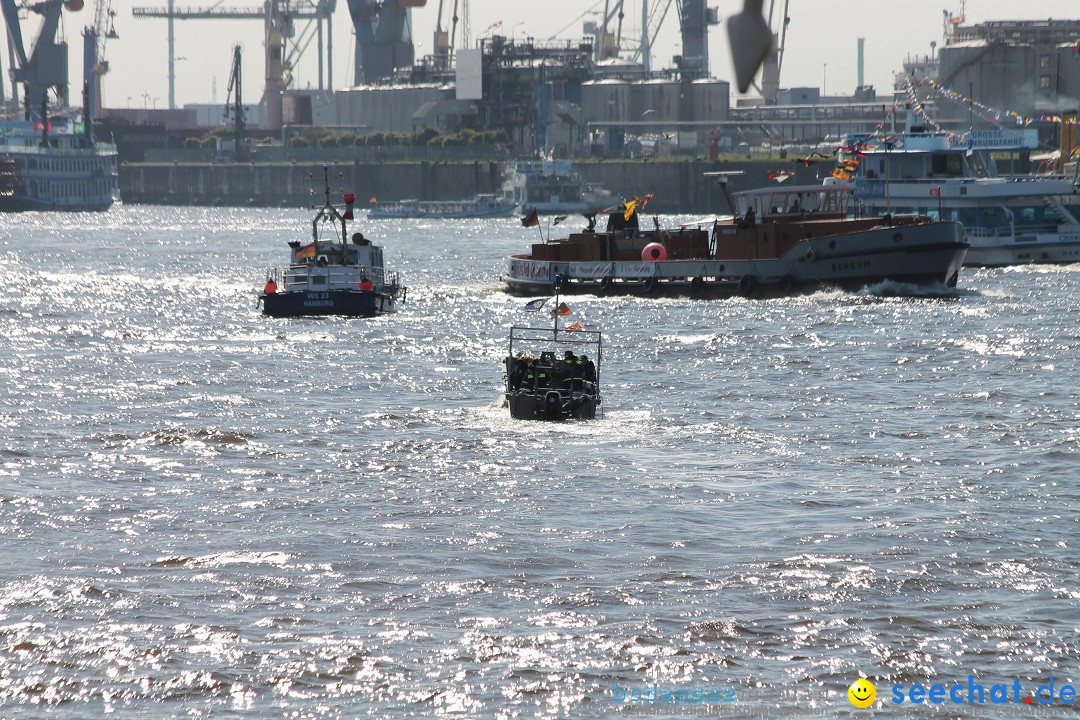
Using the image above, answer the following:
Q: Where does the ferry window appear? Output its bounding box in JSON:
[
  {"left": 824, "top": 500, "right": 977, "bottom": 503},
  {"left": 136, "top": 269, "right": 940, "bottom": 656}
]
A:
[
  {"left": 956, "top": 208, "right": 980, "bottom": 228},
  {"left": 1016, "top": 207, "right": 1039, "bottom": 227},
  {"left": 1038, "top": 76, "right": 1050, "bottom": 89},
  {"left": 931, "top": 153, "right": 963, "bottom": 176},
  {"left": 1044, "top": 206, "right": 1067, "bottom": 227},
  {"left": 980, "top": 206, "right": 1011, "bottom": 230},
  {"left": 1039, "top": 55, "right": 1050, "bottom": 69},
  {"left": 311, "top": 275, "right": 327, "bottom": 286}
]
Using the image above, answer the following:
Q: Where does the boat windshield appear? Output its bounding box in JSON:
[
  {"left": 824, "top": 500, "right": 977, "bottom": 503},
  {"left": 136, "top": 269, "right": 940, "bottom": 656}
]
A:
[{"left": 736, "top": 186, "right": 852, "bottom": 217}]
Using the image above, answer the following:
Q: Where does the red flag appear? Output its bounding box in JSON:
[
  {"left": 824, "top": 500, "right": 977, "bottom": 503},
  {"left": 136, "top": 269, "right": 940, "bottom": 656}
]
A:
[
  {"left": 565, "top": 321, "right": 583, "bottom": 332},
  {"left": 929, "top": 187, "right": 941, "bottom": 197}
]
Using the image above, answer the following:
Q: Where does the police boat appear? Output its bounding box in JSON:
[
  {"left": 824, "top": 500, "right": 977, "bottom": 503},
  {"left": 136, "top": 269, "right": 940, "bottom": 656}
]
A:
[
  {"left": 259, "top": 167, "right": 406, "bottom": 317},
  {"left": 503, "top": 276, "right": 602, "bottom": 421}
]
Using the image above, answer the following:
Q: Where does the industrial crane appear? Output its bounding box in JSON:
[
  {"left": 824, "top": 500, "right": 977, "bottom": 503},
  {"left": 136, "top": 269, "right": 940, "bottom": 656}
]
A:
[
  {"left": 223, "top": 44, "right": 245, "bottom": 158},
  {"left": 346, "top": 0, "right": 426, "bottom": 84},
  {"left": 131, "top": 0, "right": 335, "bottom": 121},
  {"left": 83, "top": 0, "right": 118, "bottom": 117},
  {"left": 943, "top": 0, "right": 966, "bottom": 44},
  {"left": 432, "top": 0, "right": 469, "bottom": 68},
  {"left": 1, "top": 0, "right": 84, "bottom": 114}
]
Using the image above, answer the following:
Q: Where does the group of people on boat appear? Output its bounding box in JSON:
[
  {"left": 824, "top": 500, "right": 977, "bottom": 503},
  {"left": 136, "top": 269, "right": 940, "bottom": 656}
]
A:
[{"left": 507, "top": 350, "right": 597, "bottom": 394}]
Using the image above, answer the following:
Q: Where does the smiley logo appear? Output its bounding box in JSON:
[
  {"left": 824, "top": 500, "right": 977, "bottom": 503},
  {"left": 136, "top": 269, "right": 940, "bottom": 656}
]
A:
[{"left": 847, "top": 678, "right": 876, "bottom": 708}]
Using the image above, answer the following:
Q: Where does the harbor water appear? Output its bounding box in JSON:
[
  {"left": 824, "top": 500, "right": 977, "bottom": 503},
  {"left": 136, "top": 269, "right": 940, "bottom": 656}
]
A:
[{"left": 1, "top": 207, "right": 1078, "bottom": 718}]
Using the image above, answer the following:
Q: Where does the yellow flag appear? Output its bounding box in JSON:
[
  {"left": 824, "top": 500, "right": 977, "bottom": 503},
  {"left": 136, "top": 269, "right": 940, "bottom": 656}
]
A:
[{"left": 623, "top": 199, "right": 637, "bottom": 221}]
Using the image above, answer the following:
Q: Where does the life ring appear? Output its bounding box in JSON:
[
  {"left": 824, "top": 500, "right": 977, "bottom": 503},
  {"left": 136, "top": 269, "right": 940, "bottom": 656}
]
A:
[
  {"left": 738, "top": 274, "right": 757, "bottom": 297},
  {"left": 805, "top": 246, "right": 816, "bottom": 262},
  {"left": 641, "top": 242, "right": 667, "bottom": 261},
  {"left": 690, "top": 276, "right": 704, "bottom": 293},
  {"left": 777, "top": 275, "right": 796, "bottom": 295},
  {"left": 643, "top": 276, "right": 659, "bottom": 293}
]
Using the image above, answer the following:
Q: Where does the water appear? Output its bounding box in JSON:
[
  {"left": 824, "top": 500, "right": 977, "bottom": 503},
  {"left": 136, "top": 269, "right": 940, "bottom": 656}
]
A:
[{"left": 2, "top": 207, "right": 1078, "bottom": 718}]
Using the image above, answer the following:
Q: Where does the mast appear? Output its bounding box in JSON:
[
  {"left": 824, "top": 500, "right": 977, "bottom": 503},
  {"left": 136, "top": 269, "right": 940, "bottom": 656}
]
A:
[{"left": 551, "top": 274, "right": 562, "bottom": 339}]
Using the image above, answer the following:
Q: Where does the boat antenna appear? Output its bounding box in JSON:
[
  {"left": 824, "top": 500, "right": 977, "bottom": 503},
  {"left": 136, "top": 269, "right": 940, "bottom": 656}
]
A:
[
  {"left": 882, "top": 105, "right": 892, "bottom": 216},
  {"left": 552, "top": 274, "right": 562, "bottom": 339}
]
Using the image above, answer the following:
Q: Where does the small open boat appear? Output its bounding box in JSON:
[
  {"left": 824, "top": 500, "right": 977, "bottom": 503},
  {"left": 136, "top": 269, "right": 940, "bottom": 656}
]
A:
[{"left": 503, "top": 278, "right": 602, "bottom": 421}]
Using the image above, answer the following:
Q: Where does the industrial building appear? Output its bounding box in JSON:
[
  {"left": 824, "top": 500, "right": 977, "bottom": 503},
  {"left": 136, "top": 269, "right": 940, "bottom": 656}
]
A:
[{"left": 937, "top": 19, "right": 1080, "bottom": 123}]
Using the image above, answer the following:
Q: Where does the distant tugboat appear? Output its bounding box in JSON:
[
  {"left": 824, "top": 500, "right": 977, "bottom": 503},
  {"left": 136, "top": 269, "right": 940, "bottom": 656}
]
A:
[
  {"left": 502, "top": 181, "right": 967, "bottom": 297},
  {"left": 260, "top": 167, "right": 406, "bottom": 317},
  {"left": 503, "top": 277, "right": 602, "bottom": 421}
]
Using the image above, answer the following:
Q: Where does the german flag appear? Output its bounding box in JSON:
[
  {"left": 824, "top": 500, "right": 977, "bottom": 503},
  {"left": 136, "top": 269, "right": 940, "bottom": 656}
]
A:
[
  {"left": 550, "top": 302, "right": 572, "bottom": 319},
  {"left": 521, "top": 209, "right": 539, "bottom": 227},
  {"left": 295, "top": 243, "right": 317, "bottom": 259}
]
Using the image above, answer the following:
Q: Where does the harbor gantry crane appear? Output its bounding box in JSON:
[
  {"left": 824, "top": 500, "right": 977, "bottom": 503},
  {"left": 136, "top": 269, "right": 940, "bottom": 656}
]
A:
[
  {"left": 223, "top": 44, "right": 245, "bottom": 158},
  {"left": 1, "top": 0, "right": 83, "bottom": 113},
  {"left": 83, "top": 0, "right": 118, "bottom": 117},
  {"left": 131, "top": 0, "right": 334, "bottom": 123}
]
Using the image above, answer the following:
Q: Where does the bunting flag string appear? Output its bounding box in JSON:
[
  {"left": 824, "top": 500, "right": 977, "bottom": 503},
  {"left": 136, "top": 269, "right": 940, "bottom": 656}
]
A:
[{"left": 919, "top": 77, "right": 1077, "bottom": 128}]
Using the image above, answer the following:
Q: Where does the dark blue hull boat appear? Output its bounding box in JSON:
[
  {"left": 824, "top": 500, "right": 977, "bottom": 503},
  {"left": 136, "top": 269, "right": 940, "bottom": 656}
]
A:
[{"left": 260, "top": 289, "right": 399, "bottom": 318}]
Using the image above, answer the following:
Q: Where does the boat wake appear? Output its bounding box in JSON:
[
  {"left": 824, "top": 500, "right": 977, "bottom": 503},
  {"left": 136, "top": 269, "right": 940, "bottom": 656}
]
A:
[{"left": 858, "top": 279, "right": 966, "bottom": 299}]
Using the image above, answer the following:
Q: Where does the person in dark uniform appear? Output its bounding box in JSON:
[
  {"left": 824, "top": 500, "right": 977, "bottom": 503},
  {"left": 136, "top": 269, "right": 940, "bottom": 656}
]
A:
[
  {"left": 743, "top": 206, "right": 756, "bottom": 227},
  {"left": 581, "top": 354, "right": 596, "bottom": 385},
  {"left": 563, "top": 350, "right": 583, "bottom": 390}
]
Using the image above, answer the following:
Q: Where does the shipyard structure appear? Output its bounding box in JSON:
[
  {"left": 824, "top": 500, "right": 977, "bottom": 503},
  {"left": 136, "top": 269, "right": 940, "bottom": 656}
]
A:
[{"left": 4, "top": 1, "right": 1075, "bottom": 210}]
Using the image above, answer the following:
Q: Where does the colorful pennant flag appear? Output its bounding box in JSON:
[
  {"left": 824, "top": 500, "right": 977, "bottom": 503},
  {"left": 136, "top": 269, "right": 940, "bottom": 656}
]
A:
[{"left": 550, "top": 302, "right": 572, "bottom": 319}]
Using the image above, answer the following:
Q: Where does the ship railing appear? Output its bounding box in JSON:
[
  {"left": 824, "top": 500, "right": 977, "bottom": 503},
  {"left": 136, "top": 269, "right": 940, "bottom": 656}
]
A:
[
  {"left": 508, "top": 325, "right": 603, "bottom": 366},
  {"left": 0, "top": 143, "right": 117, "bottom": 157},
  {"left": 281, "top": 265, "right": 382, "bottom": 290},
  {"left": 966, "top": 225, "right": 1020, "bottom": 239}
]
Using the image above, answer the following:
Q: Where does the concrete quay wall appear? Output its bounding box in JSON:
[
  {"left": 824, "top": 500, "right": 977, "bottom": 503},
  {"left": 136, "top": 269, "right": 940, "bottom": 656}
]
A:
[{"left": 120, "top": 159, "right": 820, "bottom": 213}]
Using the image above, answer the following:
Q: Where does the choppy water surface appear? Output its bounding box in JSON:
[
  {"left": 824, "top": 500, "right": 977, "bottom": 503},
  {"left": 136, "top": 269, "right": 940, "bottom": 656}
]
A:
[{"left": 1, "top": 207, "right": 1078, "bottom": 718}]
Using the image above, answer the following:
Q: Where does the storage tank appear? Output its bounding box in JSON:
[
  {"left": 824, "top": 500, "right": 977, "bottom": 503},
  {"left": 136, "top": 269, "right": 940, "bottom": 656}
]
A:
[
  {"left": 640, "top": 79, "right": 680, "bottom": 122},
  {"left": 334, "top": 84, "right": 448, "bottom": 131},
  {"left": 582, "top": 79, "right": 630, "bottom": 124},
  {"left": 688, "top": 78, "right": 730, "bottom": 123}
]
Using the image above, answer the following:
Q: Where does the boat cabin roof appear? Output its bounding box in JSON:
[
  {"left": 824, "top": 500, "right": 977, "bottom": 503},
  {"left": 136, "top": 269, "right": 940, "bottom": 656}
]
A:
[{"left": 733, "top": 182, "right": 854, "bottom": 217}]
